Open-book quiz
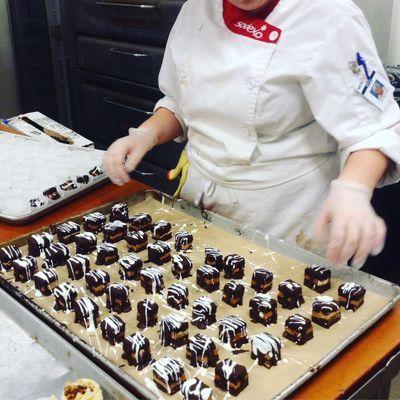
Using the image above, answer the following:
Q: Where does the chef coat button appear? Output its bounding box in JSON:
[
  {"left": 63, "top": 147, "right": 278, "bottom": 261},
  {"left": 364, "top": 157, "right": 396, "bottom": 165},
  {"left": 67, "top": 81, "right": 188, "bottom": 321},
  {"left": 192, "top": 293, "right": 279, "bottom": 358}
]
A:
[{"left": 245, "top": 78, "right": 255, "bottom": 90}]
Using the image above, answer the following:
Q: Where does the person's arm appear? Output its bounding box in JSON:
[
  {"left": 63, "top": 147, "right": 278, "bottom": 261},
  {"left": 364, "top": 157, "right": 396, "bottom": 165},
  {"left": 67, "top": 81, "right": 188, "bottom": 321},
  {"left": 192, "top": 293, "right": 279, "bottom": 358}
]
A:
[
  {"left": 102, "top": 108, "right": 182, "bottom": 186},
  {"left": 314, "top": 149, "right": 388, "bottom": 267}
]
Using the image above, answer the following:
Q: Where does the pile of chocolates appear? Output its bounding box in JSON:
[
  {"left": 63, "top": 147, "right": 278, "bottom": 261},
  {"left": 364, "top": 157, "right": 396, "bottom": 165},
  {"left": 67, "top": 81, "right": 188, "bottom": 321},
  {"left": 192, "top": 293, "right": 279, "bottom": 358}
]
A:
[{"left": 0, "top": 201, "right": 369, "bottom": 400}]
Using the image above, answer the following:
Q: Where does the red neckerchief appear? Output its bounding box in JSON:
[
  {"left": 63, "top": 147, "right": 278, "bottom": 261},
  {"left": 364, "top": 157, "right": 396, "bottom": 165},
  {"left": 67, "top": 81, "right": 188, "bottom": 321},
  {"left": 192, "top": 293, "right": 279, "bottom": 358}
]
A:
[{"left": 223, "top": 0, "right": 282, "bottom": 44}]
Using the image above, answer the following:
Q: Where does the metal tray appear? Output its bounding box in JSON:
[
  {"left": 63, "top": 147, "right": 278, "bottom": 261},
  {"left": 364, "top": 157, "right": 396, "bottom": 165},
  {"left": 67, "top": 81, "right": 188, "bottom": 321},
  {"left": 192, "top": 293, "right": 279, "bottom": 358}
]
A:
[
  {"left": 0, "top": 134, "right": 108, "bottom": 225},
  {"left": 1, "top": 190, "right": 399, "bottom": 400}
]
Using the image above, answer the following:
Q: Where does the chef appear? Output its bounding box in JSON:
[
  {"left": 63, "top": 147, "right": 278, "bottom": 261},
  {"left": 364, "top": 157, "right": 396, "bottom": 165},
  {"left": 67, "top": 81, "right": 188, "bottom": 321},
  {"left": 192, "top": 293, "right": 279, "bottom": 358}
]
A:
[{"left": 103, "top": 0, "right": 400, "bottom": 268}]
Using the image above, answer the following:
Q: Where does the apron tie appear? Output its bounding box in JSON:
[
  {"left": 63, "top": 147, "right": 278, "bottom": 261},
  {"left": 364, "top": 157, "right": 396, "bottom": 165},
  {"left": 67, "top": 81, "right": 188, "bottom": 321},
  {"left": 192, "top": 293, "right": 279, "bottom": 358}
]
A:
[{"left": 167, "top": 148, "right": 190, "bottom": 198}]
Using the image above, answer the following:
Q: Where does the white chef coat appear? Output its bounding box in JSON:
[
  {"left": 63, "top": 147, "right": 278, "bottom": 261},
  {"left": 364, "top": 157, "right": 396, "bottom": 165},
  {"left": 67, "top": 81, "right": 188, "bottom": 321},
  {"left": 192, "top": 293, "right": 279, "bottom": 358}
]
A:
[{"left": 154, "top": 0, "right": 400, "bottom": 247}]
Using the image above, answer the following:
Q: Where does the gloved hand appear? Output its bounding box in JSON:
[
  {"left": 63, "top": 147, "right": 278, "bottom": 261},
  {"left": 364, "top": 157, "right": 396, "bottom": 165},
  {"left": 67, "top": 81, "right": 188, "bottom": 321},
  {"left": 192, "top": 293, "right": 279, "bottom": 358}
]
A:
[
  {"left": 314, "top": 179, "right": 386, "bottom": 268},
  {"left": 103, "top": 128, "right": 157, "bottom": 186}
]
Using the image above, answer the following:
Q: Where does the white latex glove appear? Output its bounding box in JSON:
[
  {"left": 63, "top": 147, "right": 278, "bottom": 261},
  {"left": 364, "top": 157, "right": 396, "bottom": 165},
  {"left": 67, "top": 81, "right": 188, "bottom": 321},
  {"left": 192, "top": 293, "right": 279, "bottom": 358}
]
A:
[
  {"left": 314, "top": 179, "right": 386, "bottom": 268},
  {"left": 103, "top": 128, "right": 157, "bottom": 186}
]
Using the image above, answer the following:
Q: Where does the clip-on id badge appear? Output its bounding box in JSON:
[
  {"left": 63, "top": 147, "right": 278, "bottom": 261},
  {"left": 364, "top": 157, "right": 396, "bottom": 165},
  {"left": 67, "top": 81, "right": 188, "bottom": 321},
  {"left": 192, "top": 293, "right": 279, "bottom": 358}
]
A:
[{"left": 354, "top": 52, "right": 394, "bottom": 111}]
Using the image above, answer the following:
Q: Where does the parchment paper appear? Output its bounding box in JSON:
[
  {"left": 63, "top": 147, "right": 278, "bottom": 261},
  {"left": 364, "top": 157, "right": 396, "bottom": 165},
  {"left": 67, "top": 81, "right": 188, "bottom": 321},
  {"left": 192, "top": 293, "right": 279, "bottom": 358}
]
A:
[{"left": 3, "top": 196, "right": 389, "bottom": 400}]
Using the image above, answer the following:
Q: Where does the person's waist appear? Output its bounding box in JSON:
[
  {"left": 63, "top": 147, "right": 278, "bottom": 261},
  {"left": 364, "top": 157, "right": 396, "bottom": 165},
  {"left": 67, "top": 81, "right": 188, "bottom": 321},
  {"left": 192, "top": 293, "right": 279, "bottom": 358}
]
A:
[{"left": 187, "top": 145, "right": 338, "bottom": 189}]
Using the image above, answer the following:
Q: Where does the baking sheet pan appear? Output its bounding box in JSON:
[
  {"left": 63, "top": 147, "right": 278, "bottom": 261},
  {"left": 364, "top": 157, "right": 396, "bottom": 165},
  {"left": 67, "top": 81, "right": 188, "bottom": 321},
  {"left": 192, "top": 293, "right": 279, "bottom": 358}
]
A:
[
  {"left": 1, "top": 190, "right": 399, "bottom": 400},
  {"left": 0, "top": 134, "right": 108, "bottom": 225}
]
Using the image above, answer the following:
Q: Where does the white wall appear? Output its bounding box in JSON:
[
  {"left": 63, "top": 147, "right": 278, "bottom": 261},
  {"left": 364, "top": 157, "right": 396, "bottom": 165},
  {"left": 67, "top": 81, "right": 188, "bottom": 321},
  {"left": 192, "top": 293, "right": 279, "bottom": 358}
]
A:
[
  {"left": 354, "top": 0, "right": 394, "bottom": 63},
  {"left": 0, "top": 2, "right": 20, "bottom": 117},
  {"left": 388, "top": 0, "right": 400, "bottom": 65}
]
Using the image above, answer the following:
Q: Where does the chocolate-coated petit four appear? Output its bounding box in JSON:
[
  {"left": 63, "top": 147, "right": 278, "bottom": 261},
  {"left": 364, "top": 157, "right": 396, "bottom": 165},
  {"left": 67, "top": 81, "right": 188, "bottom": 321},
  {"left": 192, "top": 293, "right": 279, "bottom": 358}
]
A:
[
  {"left": 152, "top": 220, "right": 172, "bottom": 241},
  {"left": 85, "top": 269, "right": 110, "bottom": 296},
  {"left": 74, "top": 297, "right": 100, "bottom": 332},
  {"left": 191, "top": 296, "right": 217, "bottom": 329},
  {"left": 283, "top": 314, "right": 313, "bottom": 345},
  {"left": 119, "top": 254, "right": 142, "bottom": 281},
  {"left": 251, "top": 268, "right": 273, "bottom": 293},
  {"left": 101, "top": 315, "right": 125, "bottom": 346},
  {"left": 186, "top": 333, "right": 219, "bottom": 368},
  {"left": 172, "top": 254, "right": 193, "bottom": 279},
  {"left": 140, "top": 267, "right": 164, "bottom": 294},
  {"left": 82, "top": 212, "right": 106, "bottom": 233},
  {"left": 147, "top": 241, "right": 171, "bottom": 266},
  {"left": 126, "top": 230, "right": 148, "bottom": 252},
  {"left": 43, "top": 243, "right": 70, "bottom": 268},
  {"left": 43, "top": 186, "right": 61, "bottom": 200},
  {"left": 153, "top": 356, "right": 186, "bottom": 395},
  {"left": 102, "top": 220, "right": 127, "bottom": 243},
  {"left": 204, "top": 247, "right": 223, "bottom": 271},
  {"left": 167, "top": 283, "right": 189, "bottom": 310},
  {"left": 55, "top": 221, "right": 80, "bottom": 244},
  {"left": 96, "top": 243, "right": 119, "bottom": 265},
  {"left": 196, "top": 265, "right": 220, "bottom": 293},
  {"left": 181, "top": 378, "right": 212, "bottom": 400},
  {"left": 222, "top": 281, "right": 245, "bottom": 307},
  {"left": 175, "top": 231, "right": 193, "bottom": 251},
  {"left": 106, "top": 283, "right": 131, "bottom": 313},
  {"left": 75, "top": 232, "right": 97, "bottom": 255},
  {"left": 338, "top": 282, "right": 366, "bottom": 311},
  {"left": 53, "top": 282, "right": 78, "bottom": 312},
  {"left": 13, "top": 256, "right": 38, "bottom": 282},
  {"left": 137, "top": 298, "right": 159, "bottom": 329},
  {"left": 122, "top": 332, "right": 152, "bottom": 370},
  {"left": 214, "top": 359, "right": 249, "bottom": 396},
  {"left": 129, "top": 212, "right": 152, "bottom": 231},
  {"left": 89, "top": 166, "right": 103, "bottom": 177},
  {"left": 28, "top": 232, "right": 53, "bottom": 257},
  {"left": 33, "top": 268, "right": 58, "bottom": 296},
  {"left": 66, "top": 255, "right": 90, "bottom": 280},
  {"left": 0, "top": 244, "right": 22, "bottom": 271},
  {"left": 312, "top": 296, "right": 341, "bottom": 328},
  {"left": 109, "top": 202, "right": 129, "bottom": 222},
  {"left": 223, "top": 254, "right": 245, "bottom": 279},
  {"left": 219, "top": 315, "right": 248, "bottom": 349},
  {"left": 160, "top": 313, "right": 189, "bottom": 348},
  {"left": 304, "top": 265, "right": 331, "bottom": 293},
  {"left": 60, "top": 179, "right": 78, "bottom": 191},
  {"left": 249, "top": 293, "right": 278, "bottom": 326},
  {"left": 77, "top": 174, "right": 91, "bottom": 185},
  {"left": 277, "top": 279, "right": 305, "bottom": 309},
  {"left": 251, "top": 332, "right": 281, "bottom": 368}
]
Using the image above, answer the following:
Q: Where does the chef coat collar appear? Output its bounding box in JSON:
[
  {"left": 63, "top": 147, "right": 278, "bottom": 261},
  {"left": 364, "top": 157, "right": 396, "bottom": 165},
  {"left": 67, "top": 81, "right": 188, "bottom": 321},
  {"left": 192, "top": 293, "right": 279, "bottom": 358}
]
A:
[
  {"left": 223, "top": 0, "right": 282, "bottom": 44},
  {"left": 223, "top": 0, "right": 281, "bottom": 20}
]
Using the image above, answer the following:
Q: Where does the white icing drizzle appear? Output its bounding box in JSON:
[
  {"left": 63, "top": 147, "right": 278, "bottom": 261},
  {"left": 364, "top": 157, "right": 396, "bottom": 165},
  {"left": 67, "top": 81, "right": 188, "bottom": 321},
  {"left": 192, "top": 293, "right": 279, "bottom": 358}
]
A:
[
  {"left": 175, "top": 231, "right": 192, "bottom": 249},
  {"left": 30, "top": 232, "right": 53, "bottom": 254},
  {"left": 192, "top": 296, "right": 215, "bottom": 325},
  {"left": 75, "top": 297, "right": 98, "bottom": 333},
  {"left": 106, "top": 283, "right": 129, "bottom": 312},
  {"left": 251, "top": 332, "right": 281, "bottom": 360},
  {"left": 167, "top": 283, "right": 188, "bottom": 307},
  {"left": 75, "top": 231, "right": 97, "bottom": 244},
  {"left": 139, "top": 299, "right": 156, "bottom": 328},
  {"left": 13, "top": 256, "right": 37, "bottom": 281},
  {"left": 56, "top": 221, "right": 80, "bottom": 234},
  {"left": 181, "top": 378, "right": 212, "bottom": 400},
  {"left": 141, "top": 267, "right": 164, "bottom": 293},
  {"left": 83, "top": 212, "right": 105, "bottom": 224},
  {"left": 153, "top": 220, "right": 171, "bottom": 238},
  {"left": 153, "top": 356, "right": 184, "bottom": 394},
  {"left": 312, "top": 296, "right": 340, "bottom": 314},
  {"left": 125, "top": 332, "right": 148, "bottom": 362},
  {"left": 102, "top": 315, "right": 124, "bottom": 337},
  {"left": 160, "top": 313, "right": 186, "bottom": 346},
  {"left": 219, "top": 359, "right": 237, "bottom": 391},
  {"left": 148, "top": 241, "right": 170, "bottom": 253},
  {"left": 53, "top": 282, "right": 77, "bottom": 310},
  {"left": 86, "top": 269, "right": 109, "bottom": 284},
  {"left": 104, "top": 220, "right": 127, "bottom": 231},
  {"left": 97, "top": 243, "right": 117, "bottom": 253},
  {"left": 218, "top": 316, "right": 247, "bottom": 345},
  {"left": 188, "top": 334, "right": 215, "bottom": 367},
  {"left": 340, "top": 282, "right": 365, "bottom": 308},
  {"left": 67, "top": 255, "right": 90, "bottom": 280},
  {"left": 0, "top": 244, "right": 21, "bottom": 261},
  {"left": 172, "top": 254, "right": 192, "bottom": 276},
  {"left": 43, "top": 242, "right": 70, "bottom": 263},
  {"left": 224, "top": 254, "right": 244, "bottom": 268}
]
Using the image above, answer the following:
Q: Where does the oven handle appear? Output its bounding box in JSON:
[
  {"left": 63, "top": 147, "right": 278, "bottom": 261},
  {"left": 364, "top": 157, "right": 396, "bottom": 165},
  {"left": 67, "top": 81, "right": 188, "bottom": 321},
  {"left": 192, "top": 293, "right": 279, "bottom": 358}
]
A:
[
  {"left": 109, "top": 48, "right": 151, "bottom": 59},
  {"left": 103, "top": 97, "right": 154, "bottom": 116}
]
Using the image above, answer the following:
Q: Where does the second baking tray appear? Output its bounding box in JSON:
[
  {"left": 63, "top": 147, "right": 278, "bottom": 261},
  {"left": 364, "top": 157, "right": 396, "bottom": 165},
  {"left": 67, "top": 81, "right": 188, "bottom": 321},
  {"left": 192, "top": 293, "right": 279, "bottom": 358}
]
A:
[{"left": 1, "top": 190, "right": 399, "bottom": 399}]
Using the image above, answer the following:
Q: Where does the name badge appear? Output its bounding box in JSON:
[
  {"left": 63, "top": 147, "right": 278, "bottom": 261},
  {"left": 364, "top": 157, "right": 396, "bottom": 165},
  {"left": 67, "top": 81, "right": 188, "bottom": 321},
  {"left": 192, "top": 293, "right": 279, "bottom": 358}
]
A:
[{"left": 352, "top": 53, "right": 394, "bottom": 111}]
